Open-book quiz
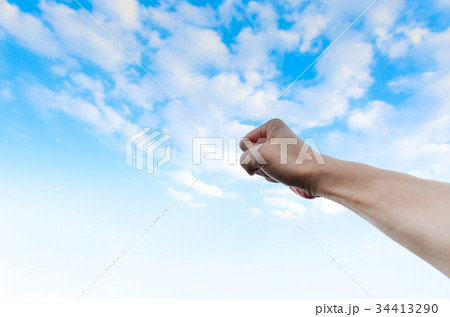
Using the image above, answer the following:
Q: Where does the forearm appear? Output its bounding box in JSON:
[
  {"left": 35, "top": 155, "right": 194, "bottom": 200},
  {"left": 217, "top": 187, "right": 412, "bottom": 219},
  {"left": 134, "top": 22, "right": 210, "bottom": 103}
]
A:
[
  {"left": 240, "top": 119, "right": 450, "bottom": 276},
  {"left": 315, "top": 157, "right": 450, "bottom": 277}
]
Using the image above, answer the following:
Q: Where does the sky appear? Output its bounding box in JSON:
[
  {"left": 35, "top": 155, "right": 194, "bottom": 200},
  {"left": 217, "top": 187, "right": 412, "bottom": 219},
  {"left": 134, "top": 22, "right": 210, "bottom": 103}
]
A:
[{"left": 0, "top": 0, "right": 450, "bottom": 298}]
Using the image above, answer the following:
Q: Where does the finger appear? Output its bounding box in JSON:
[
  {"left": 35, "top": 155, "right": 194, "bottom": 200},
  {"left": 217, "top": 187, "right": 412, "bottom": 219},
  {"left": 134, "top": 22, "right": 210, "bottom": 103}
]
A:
[
  {"left": 290, "top": 186, "right": 317, "bottom": 199},
  {"left": 239, "top": 138, "right": 256, "bottom": 152},
  {"left": 264, "top": 176, "right": 278, "bottom": 183},
  {"left": 240, "top": 144, "right": 265, "bottom": 175},
  {"left": 255, "top": 169, "right": 279, "bottom": 183},
  {"left": 239, "top": 124, "right": 269, "bottom": 152},
  {"left": 239, "top": 118, "right": 287, "bottom": 151},
  {"left": 255, "top": 169, "right": 267, "bottom": 178},
  {"left": 239, "top": 120, "right": 274, "bottom": 151},
  {"left": 239, "top": 137, "right": 266, "bottom": 152}
]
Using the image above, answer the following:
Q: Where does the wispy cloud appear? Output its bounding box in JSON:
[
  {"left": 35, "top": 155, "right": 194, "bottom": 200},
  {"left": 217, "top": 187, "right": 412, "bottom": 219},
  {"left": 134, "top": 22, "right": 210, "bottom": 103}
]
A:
[{"left": 0, "top": 0, "right": 62, "bottom": 57}]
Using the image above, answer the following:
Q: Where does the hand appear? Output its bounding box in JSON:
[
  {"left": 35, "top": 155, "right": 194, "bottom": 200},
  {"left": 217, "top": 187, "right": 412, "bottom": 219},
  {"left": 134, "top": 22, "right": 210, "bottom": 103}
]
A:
[{"left": 239, "top": 119, "right": 326, "bottom": 199}]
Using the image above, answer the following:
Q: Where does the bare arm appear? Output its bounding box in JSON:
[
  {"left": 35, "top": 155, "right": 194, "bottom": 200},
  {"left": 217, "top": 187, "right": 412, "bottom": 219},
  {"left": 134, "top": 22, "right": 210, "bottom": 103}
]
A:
[{"left": 240, "top": 119, "right": 450, "bottom": 277}]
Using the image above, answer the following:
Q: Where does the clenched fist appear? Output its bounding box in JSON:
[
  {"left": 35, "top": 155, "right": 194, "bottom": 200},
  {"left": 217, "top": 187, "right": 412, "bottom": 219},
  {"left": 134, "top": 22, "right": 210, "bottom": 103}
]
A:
[{"left": 239, "top": 118, "right": 326, "bottom": 199}]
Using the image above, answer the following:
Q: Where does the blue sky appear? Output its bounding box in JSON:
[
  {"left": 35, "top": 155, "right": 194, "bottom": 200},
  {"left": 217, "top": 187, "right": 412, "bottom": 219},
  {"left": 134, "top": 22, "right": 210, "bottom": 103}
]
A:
[{"left": 1, "top": 0, "right": 450, "bottom": 298}]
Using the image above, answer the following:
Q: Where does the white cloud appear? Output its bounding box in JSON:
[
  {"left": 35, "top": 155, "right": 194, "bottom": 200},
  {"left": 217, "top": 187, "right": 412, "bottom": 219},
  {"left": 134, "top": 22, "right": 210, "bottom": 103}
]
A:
[
  {"left": 29, "top": 84, "right": 137, "bottom": 136},
  {"left": 319, "top": 22, "right": 450, "bottom": 180},
  {"left": 308, "top": 198, "right": 347, "bottom": 215},
  {"left": 167, "top": 170, "right": 225, "bottom": 198},
  {"left": 152, "top": 26, "right": 230, "bottom": 74},
  {"left": 261, "top": 185, "right": 346, "bottom": 217},
  {"left": 276, "top": 38, "right": 374, "bottom": 129},
  {"left": 286, "top": 3, "right": 330, "bottom": 53},
  {"left": 366, "top": 0, "right": 449, "bottom": 62},
  {"left": 0, "top": 87, "right": 13, "bottom": 101},
  {"left": 218, "top": 0, "right": 243, "bottom": 24},
  {"left": 110, "top": 72, "right": 165, "bottom": 111},
  {"left": 70, "top": 72, "right": 105, "bottom": 100},
  {"left": 231, "top": 1, "right": 299, "bottom": 79},
  {"left": 0, "top": 0, "right": 62, "bottom": 57},
  {"left": 145, "top": 1, "right": 217, "bottom": 32},
  {"left": 271, "top": 209, "right": 295, "bottom": 219},
  {"left": 49, "top": 65, "right": 67, "bottom": 77},
  {"left": 167, "top": 187, "right": 206, "bottom": 208},
  {"left": 365, "top": 0, "right": 406, "bottom": 59},
  {"left": 262, "top": 186, "right": 308, "bottom": 219},
  {"left": 194, "top": 179, "right": 224, "bottom": 198},
  {"left": 315, "top": 40, "right": 374, "bottom": 100},
  {"left": 347, "top": 100, "right": 393, "bottom": 131},
  {"left": 92, "top": 0, "right": 141, "bottom": 31},
  {"left": 165, "top": 168, "right": 242, "bottom": 207},
  {"left": 366, "top": 0, "right": 405, "bottom": 30},
  {"left": 49, "top": 57, "right": 81, "bottom": 77},
  {"left": 40, "top": 0, "right": 140, "bottom": 71},
  {"left": 249, "top": 207, "right": 262, "bottom": 214},
  {"left": 434, "top": 0, "right": 450, "bottom": 9}
]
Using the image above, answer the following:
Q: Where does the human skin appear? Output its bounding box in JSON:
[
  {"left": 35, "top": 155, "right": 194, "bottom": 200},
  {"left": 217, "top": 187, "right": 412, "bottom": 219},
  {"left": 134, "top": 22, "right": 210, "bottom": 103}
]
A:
[{"left": 239, "top": 118, "right": 450, "bottom": 277}]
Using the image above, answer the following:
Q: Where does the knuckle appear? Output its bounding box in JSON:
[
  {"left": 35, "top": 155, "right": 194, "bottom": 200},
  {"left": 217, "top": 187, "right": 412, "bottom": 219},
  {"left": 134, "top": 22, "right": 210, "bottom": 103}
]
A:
[
  {"left": 239, "top": 152, "right": 249, "bottom": 166},
  {"left": 268, "top": 118, "right": 284, "bottom": 126},
  {"left": 239, "top": 139, "right": 246, "bottom": 151},
  {"left": 258, "top": 144, "right": 271, "bottom": 163}
]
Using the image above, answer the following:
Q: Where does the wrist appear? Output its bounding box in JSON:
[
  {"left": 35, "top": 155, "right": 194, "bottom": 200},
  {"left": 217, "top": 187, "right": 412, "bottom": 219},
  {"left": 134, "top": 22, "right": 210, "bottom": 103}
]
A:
[
  {"left": 314, "top": 157, "right": 383, "bottom": 211},
  {"left": 290, "top": 155, "right": 333, "bottom": 198},
  {"left": 313, "top": 155, "right": 340, "bottom": 198}
]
